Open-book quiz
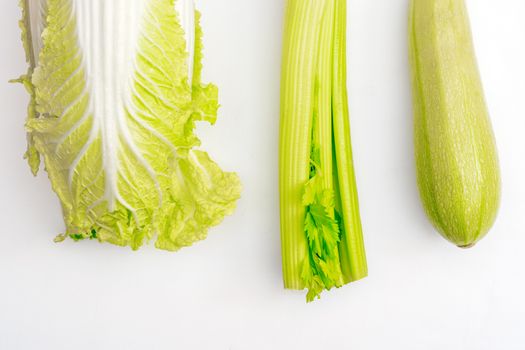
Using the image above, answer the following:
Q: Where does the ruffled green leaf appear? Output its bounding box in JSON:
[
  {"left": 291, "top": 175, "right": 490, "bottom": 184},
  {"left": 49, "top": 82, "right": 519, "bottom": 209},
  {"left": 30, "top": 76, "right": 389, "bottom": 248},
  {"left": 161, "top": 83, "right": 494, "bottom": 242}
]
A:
[{"left": 18, "top": 0, "right": 240, "bottom": 251}]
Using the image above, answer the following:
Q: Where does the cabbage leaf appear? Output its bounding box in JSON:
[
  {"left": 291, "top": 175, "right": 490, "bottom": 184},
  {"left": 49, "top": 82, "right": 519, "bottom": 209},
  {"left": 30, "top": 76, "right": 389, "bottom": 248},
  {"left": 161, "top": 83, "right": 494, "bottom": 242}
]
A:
[{"left": 16, "top": 0, "right": 241, "bottom": 251}]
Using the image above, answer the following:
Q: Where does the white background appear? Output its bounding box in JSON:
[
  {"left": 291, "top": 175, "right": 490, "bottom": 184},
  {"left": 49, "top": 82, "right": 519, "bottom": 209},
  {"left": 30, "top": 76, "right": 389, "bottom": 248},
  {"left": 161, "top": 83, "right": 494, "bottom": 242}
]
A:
[{"left": 1, "top": 0, "right": 524, "bottom": 349}]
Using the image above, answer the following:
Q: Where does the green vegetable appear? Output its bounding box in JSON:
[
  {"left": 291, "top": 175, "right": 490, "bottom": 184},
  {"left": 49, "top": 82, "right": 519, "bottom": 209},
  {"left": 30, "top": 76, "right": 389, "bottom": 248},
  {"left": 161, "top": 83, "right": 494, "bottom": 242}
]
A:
[
  {"left": 15, "top": 0, "right": 241, "bottom": 250},
  {"left": 409, "top": 0, "right": 500, "bottom": 248},
  {"left": 280, "top": 0, "right": 367, "bottom": 301}
]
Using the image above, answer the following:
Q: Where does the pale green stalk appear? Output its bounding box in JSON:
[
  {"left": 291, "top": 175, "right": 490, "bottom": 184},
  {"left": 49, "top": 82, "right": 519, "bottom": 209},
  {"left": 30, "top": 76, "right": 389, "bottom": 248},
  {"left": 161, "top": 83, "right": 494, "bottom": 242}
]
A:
[
  {"left": 280, "top": 0, "right": 326, "bottom": 290},
  {"left": 332, "top": 0, "right": 367, "bottom": 281}
]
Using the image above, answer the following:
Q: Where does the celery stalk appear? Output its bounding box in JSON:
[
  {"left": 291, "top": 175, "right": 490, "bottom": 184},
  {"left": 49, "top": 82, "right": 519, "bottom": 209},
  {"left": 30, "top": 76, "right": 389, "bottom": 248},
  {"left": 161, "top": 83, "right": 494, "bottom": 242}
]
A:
[
  {"left": 332, "top": 0, "right": 367, "bottom": 282},
  {"left": 279, "top": 0, "right": 367, "bottom": 301}
]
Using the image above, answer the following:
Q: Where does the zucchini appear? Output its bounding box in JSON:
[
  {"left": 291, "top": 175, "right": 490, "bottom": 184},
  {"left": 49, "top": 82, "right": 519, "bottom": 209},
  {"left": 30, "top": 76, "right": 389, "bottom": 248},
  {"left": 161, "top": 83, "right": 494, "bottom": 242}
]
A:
[{"left": 409, "top": 0, "right": 501, "bottom": 247}]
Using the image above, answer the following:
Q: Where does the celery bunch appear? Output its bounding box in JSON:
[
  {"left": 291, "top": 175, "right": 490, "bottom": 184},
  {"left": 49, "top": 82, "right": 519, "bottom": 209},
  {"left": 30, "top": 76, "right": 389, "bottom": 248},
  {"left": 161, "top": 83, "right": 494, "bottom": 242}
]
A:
[{"left": 279, "top": 0, "right": 367, "bottom": 301}]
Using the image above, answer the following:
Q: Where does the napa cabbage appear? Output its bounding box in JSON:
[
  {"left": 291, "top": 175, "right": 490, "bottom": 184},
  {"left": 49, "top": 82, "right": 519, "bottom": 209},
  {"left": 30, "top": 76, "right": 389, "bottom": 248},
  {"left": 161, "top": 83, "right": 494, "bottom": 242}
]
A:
[{"left": 15, "top": 0, "right": 241, "bottom": 251}]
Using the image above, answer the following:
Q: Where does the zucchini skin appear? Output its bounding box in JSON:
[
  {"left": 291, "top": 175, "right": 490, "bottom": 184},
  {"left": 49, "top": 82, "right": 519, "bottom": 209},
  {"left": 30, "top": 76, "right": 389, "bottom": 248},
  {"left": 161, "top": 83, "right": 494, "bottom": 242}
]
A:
[{"left": 409, "top": 0, "right": 500, "bottom": 247}]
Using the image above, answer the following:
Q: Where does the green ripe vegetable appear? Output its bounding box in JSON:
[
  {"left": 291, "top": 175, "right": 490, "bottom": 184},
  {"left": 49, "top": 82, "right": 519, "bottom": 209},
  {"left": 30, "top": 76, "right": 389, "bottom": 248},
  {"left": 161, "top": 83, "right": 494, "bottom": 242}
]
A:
[
  {"left": 280, "top": 0, "right": 367, "bottom": 301},
  {"left": 14, "top": 0, "right": 241, "bottom": 250},
  {"left": 409, "top": 0, "right": 500, "bottom": 248}
]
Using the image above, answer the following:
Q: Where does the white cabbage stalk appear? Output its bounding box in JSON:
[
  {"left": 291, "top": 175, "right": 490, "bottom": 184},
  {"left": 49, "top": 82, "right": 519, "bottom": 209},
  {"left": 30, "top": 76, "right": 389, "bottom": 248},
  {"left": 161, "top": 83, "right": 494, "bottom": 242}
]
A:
[
  {"left": 175, "top": 0, "right": 195, "bottom": 83},
  {"left": 16, "top": 0, "right": 241, "bottom": 250}
]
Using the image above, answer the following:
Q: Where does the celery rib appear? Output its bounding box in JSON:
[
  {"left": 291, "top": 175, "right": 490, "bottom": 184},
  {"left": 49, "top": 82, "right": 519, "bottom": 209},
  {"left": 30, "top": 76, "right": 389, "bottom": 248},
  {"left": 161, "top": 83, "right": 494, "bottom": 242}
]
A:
[
  {"left": 332, "top": 0, "right": 367, "bottom": 282},
  {"left": 280, "top": 0, "right": 327, "bottom": 290}
]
